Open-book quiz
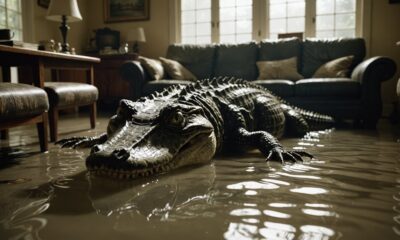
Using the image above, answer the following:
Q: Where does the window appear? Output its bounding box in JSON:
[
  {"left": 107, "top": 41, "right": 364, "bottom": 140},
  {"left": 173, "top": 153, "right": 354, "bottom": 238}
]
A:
[
  {"left": 316, "top": 0, "right": 356, "bottom": 38},
  {"left": 219, "top": 0, "right": 253, "bottom": 43},
  {"left": 176, "top": 0, "right": 362, "bottom": 44},
  {"left": 0, "top": 0, "right": 23, "bottom": 40},
  {"left": 268, "top": 0, "right": 305, "bottom": 39},
  {"left": 181, "top": 0, "right": 212, "bottom": 44}
]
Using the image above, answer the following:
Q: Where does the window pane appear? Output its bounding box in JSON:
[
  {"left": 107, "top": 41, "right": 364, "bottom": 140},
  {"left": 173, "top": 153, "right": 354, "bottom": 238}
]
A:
[
  {"left": 220, "top": 21, "right": 235, "bottom": 35},
  {"left": 182, "top": 0, "right": 195, "bottom": 10},
  {"left": 287, "top": 2, "right": 305, "bottom": 17},
  {"left": 236, "top": 0, "right": 252, "bottom": 7},
  {"left": 335, "top": 13, "right": 355, "bottom": 29},
  {"left": 7, "top": 10, "right": 21, "bottom": 28},
  {"left": 13, "top": 29, "right": 21, "bottom": 40},
  {"left": 196, "top": 36, "right": 211, "bottom": 43},
  {"left": 220, "top": 7, "right": 235, "bottom": 21},
  {"left": 270, "top": 18, "right": 286, "bottom": 34},
  {"left": 316, "top": 0, "right": 356, "bottom": 38},
  {"left": 237, "top": 6, "right": 252, "bottom": 20},
  {"left": 182, "top": 24, "right": 195, "bottom": 36},
  {"left": 196, "top": 22, "right": 210, "bottom": 36},
  {"left": 317, "top": 0, "right": 334, "bottom": 14},
  {"left": 236, "top": 20, "right": 251, "bottom": 34},
  {"left": 270, "top": 3, "right": 286, "bottom": 19},
  {"left": 196, "top": 0, "right": 210, "bottom": 9},
  {"left": 316, "top": 15, "right": 334, "bottom": 30},
  {"left": 220, "top": 0, "right": 236, "bottom": 8},
  {"left": 182, "top": 36, "right": 196, "bottom": 44},
  {"left": 181, "top": 0, "right": 211, "bottom": 44},
  {"left": 287, "top": 17, "right": 304, "bottom": 32},
  {"left": 236, "top": 34, "right": 251, "bottom": 43},
  {"left": 196, "top": 9, "right": 210, "bottom": 23},
  {"left": 335, "top": 29, "right": 354, "bottom": 38},
  {"left": 335, "top": 0, "right": 355, "bottom": 13},
  {"left": 0, "top": 7, "right": 5, "bottom": 25},
  {"left": 6, "top": 0, "right": 19, "bottom": 11},
  {"left": 268, "top": 0, "right": 305, "bottom": 39},
  {"left": 220, "top": 34, "right": 235, "bottom": 43},
  {"left": 219, "top": 0, "right": 252, "bottom": 43},
  {"left": 316, "top": 30, "right": 334, "bottom": 38},
  {"left": 182, "top": 11, "right": 195, "bottom": 24}
]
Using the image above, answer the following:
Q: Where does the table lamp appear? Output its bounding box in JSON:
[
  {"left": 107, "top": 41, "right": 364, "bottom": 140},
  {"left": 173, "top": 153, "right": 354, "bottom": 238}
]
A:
[
  {"left": 127, "top": 27, "right": 146, "bottom": 54},
  {"left": 46, "top": 0, "right": 82, "bottom": 53}
]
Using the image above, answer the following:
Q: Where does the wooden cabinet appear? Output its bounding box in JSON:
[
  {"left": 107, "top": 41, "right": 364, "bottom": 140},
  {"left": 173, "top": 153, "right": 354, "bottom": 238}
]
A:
[
  {"left": 92, "top": 54, "right": 138, "bottom": 106},
  {"left": 55, "top": 53, "right": 138, "bottom": 109}
]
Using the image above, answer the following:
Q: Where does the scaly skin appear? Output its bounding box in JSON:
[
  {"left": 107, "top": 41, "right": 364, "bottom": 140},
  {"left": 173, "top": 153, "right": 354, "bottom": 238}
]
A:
[{"left": 57, "top": 77, "right": 334, "bottom": 179}]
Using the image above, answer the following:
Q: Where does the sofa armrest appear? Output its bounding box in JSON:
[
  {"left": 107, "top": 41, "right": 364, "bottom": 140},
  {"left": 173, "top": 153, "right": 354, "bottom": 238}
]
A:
[
  {"left": 120, "top": 61, "right": 147, "bottom": 100},
  {"left": 351, "top": 56, "right": 396, "bottom": 84},
  {"left": 350, "top": 56, "right": 397, "bottom": 128}
]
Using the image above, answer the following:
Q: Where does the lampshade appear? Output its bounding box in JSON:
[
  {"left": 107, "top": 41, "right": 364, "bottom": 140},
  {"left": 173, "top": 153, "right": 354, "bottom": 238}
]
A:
[
  {"left": 127, "top": 28, "right": 146, "bottom": 42},
  {"left": 46, "top": 0, "right": 82, "bottom": 22}
]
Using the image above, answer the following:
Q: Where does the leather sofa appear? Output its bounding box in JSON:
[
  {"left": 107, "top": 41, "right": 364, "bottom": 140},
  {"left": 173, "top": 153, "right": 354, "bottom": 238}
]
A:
[{"left": 120, "top": 38, "right": 397, "bottom": 128}]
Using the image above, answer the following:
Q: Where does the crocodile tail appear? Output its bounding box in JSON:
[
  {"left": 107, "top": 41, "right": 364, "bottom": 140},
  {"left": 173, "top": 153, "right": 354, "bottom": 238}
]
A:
[{"left": 295, "top": 107, "right": 335, "bottom": 131}]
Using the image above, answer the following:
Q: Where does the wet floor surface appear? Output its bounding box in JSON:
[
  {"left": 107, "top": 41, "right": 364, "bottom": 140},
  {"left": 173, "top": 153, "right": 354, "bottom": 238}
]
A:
[{"left": 0, "top": 113, "right": 399, "bottom": 240}]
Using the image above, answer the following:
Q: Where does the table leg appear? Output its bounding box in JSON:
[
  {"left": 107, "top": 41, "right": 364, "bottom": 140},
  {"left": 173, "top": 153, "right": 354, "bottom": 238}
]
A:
[{"left": 2, "top": 66, "right": 11, "bottom": 82}]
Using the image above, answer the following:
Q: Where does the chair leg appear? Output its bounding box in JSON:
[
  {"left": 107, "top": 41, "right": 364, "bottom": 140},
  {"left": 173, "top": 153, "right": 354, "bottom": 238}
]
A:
[
  {"left": 1, "top": 129, "right": 9, "bottom": 140},
  {"left": 90, "top": 102, "right": 97, "bottom": 129},
  {"left": 49, "top": 108, "right": 59, "bottom": 142},
  {"left": 37, "top": 112, "right": 49, "bottom": 152}
]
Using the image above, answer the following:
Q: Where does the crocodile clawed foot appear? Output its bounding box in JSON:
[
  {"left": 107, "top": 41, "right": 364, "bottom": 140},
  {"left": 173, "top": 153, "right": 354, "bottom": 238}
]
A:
[
  {"left": 55, "top": 137, "right": 94, "bottom": 149},
  {"left": 266, "top": 147, "right": 313, "bottom": 164}
]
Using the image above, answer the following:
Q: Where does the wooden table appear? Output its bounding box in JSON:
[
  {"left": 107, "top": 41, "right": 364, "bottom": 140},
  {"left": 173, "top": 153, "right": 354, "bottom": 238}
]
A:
[
  {"left": 0, "top": 45, "right": 100, "bottom": 151},
  {"left": 0, "top": 45, "right": 100, "bottom": 87}
]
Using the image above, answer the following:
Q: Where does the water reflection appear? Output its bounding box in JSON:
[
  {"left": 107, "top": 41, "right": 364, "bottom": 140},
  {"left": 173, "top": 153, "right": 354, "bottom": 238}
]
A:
[{"left": 0, "top": 124, "right": 399, "bottom": 239}]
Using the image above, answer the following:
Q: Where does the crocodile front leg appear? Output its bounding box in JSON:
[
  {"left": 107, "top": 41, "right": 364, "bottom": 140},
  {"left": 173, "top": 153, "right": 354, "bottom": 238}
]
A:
[
  {"left": 236, "top": 127, "right": 313, "bottom": 163},
  {"left": 220, "top": 100, "right": 312, "bottom": 164},
  {"left": 56, "top": 133, "right": 108, "bottom": 148}
]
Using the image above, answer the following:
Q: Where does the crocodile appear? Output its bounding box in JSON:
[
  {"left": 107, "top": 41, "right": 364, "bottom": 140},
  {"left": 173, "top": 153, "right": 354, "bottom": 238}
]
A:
[{"left": 57, "top": 77, "right": 334, "bottom": 179}]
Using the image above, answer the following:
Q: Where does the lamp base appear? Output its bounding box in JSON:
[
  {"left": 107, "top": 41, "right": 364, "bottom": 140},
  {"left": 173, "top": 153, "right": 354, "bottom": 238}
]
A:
[{"left": 59, "top": 15, "right": 70, "bottom": 53}]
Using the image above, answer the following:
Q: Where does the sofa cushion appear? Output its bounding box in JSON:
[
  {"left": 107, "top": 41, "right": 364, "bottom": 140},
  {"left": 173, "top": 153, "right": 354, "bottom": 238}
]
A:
[
  {"left": 259, "top": 37, "right": 302, "bottom": 71},
  {"left": 166, "top": 44, "right": 216, "bottom": 79},
  {"left": 252, "top": 80, "right": 295, "bottom": 97},
  {"left": 159, "top": 57, "right": 197, "bottom": 81},
  {"left": 313, "top": 55, "right": 354, "bottom": 78},
  {"left": 214, "top": 42, "right": 258, "bottom": 80},
  {"left": 295, "top": 78, "right": 361, "bottom": 98},
  {"left": 256, "top": 57, "right": 303, "bottom": 81},
  {"left": 142, "top": 80, "right": 191, "bottom": 96},
  {"left": 302, "top": 38, "right": 366, "bottom": 78},
  {"left": 139, "top": 57, "right": 165, "bottom": 80}
]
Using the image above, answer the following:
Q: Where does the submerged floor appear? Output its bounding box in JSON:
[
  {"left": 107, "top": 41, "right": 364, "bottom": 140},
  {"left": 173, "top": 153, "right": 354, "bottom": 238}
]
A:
[{"left": 0, "top": 113, "right": 399, "bottom": 240}]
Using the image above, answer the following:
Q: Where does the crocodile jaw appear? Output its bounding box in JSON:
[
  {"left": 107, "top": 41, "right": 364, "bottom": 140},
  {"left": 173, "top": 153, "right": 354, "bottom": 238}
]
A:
[{"left": 86, "top": 130, "right": 216, "bottom": 179}]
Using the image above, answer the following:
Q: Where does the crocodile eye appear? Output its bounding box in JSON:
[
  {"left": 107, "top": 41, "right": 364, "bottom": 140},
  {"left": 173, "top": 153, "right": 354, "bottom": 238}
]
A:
[{"left": 169, "top": 111, "right": 185, "bottom": 127}]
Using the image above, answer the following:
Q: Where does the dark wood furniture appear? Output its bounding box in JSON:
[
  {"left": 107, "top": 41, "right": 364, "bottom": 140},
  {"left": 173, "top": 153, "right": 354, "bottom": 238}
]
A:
[
  {"left": 92, "top": 54, "right": 138, "bottom": 107},
  {"left": 51, "top": 54, "right": 138, "bottom": 108},
  {"left": 0, "top": 45, "right": 100, "bottom": 150}
]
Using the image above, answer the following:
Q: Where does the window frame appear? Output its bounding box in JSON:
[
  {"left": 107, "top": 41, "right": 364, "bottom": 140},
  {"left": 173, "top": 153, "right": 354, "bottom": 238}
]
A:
[{"left": 170, "top": 0, "right": 370, "bottom": 46}]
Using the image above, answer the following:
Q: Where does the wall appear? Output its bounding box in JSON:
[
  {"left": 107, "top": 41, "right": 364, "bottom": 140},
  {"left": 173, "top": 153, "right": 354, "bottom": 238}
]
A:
[
  {"left": 23, "top": 0, "right": 400, "bottom": 115},
  {"left": 85, "top": 0, "right": 170, "bottom": 58},
  {"left": 369, "top": 0, "right": 400, "bottom": 116},
  {"left": 29, "top": 0, "right": 88, "bottom": 54}
]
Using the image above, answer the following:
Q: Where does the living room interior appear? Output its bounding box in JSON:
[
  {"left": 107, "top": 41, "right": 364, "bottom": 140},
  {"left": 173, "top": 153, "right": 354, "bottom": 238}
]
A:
[{"left": 0, "top": 0, "right": 400, "bottom": 239}]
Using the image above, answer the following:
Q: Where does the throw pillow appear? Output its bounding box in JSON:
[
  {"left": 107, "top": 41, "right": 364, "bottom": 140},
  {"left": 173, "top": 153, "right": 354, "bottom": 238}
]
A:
[
  {"left": 139, "top": 57, "right": 165, "bottom": 80},
  {"left": 159, "top": 57, "right": 197, "bottom": 81},
  {"left": 256, "top": 57, "right": 303, "bottom": 81},
  {"left": 313, "top": 55, "right": 354, "bottom": 78}
]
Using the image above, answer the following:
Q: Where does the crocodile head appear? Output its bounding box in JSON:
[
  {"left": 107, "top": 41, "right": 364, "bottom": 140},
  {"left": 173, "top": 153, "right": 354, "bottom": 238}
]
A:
[{"left": 86, "top": 100, "right": 217, "bottom": 179}]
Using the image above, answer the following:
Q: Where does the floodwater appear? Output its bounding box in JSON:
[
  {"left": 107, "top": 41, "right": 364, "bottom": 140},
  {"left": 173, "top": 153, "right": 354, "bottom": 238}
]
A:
[{"left": 0, "top": 115, "right": 399, "bottom": 240}]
